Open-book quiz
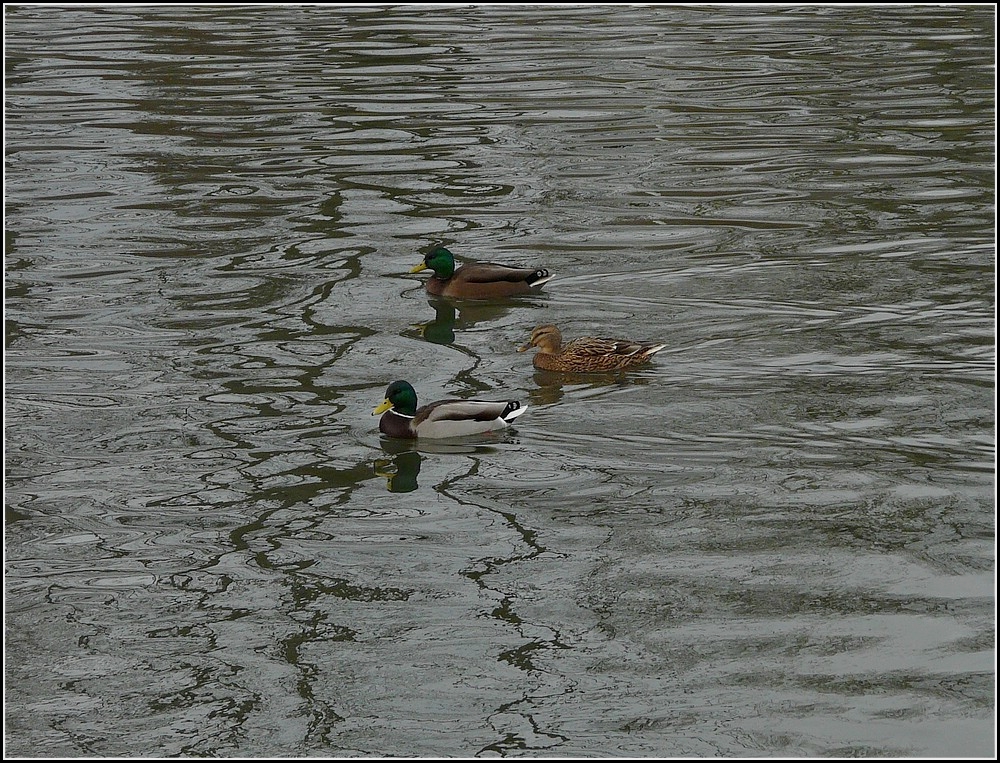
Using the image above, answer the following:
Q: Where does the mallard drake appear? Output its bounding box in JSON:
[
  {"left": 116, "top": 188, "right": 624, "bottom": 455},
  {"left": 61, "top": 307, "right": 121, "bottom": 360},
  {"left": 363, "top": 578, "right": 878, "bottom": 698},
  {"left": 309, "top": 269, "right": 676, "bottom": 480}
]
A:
[
  {"left": 372, "top": 380, "right": 528, "bottom": 439},
  {"left": 518, "top": 324, "right": 666, "bottom": 372},
  {"left": 409, "top": 246, "right": 553, "bottom": 299}
]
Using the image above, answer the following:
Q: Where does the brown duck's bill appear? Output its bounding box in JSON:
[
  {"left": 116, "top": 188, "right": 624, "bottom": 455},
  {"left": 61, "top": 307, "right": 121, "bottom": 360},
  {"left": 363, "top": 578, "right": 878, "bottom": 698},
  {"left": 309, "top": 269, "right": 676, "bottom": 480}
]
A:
[
  {"left": 409, "top": 262, "right": 429, "bottom": 274},
  {"left": 372, "top": 399, "right": 393, "bottom": 415}
]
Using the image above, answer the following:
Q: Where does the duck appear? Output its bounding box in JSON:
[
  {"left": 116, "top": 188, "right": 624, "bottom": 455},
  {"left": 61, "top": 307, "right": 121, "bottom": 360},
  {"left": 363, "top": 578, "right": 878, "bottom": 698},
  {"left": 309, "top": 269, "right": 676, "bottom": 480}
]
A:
[
  {"left": 518, "top": 324, "right": 667, "bottom": 373},
  {"left": 372, "top": 380, "right": 528, "bottom": 439},
  {"left": 409, "top": 246, "right": 553, "bottom": 299}
]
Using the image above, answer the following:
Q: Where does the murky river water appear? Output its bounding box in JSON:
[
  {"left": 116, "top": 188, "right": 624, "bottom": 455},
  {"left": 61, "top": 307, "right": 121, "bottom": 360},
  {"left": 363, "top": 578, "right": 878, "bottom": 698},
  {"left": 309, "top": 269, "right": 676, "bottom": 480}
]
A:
[{"left": 4, "top": 5, "right": 995, "bottom": 758}]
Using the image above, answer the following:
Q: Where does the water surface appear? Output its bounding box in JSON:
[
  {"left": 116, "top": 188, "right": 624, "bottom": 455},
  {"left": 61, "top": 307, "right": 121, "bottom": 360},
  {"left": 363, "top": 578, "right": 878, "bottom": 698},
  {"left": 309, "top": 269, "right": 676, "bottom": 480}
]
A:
[{"left": 4, "top": 5, "right": 995, "bottom": 758}]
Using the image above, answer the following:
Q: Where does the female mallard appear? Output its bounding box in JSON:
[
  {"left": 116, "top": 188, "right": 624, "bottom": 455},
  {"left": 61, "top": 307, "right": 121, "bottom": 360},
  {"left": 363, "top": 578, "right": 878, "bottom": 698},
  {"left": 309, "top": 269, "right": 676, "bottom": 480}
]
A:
[
  {"left": 410, "top": 246, "right": 553, "bottom": 299},
  {"left": 372, "top": 380, "right": 528, "bottom": 439},
  {"left": 518, "top": 324, "right": 666, "bottom": 373}
]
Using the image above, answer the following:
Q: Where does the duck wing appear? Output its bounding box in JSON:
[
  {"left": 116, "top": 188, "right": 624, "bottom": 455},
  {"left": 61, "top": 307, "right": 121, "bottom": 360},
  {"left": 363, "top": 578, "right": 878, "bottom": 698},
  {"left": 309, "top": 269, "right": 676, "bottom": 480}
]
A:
[
  {"left": 564, "top": 337, "right": 663, "bottom": 358},
  {"left": 413, "top": 399, "right": 527, "bottom": 438},
  {"left": 457, "top": 262, "right": 551, "bottom": 285}
]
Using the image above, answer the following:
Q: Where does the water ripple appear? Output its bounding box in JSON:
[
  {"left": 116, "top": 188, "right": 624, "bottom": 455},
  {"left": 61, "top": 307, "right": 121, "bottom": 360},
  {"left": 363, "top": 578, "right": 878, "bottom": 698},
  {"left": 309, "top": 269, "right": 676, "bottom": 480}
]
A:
[{"left": 5, "top": 4, "right": 993, "bottom": 759}]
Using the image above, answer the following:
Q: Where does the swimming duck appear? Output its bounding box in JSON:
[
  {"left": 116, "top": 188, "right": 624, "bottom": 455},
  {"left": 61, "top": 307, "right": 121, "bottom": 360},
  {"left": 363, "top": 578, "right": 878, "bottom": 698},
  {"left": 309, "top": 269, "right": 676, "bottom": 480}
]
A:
[
  {"left": 409, "top": 246, "right": 553, "bottom": 299},
  {"left": 518, "top": 324, "right": 667, "bottom": 373},
  {"left": 372, "top": 380, "right": 528, "bottom": 439}
]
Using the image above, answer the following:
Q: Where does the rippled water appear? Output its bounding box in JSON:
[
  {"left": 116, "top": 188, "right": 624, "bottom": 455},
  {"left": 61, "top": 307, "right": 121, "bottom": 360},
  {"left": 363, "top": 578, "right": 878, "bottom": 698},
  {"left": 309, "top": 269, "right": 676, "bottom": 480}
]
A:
[{"left": 4, "top": 5, "right": 995, "bottom": 758}]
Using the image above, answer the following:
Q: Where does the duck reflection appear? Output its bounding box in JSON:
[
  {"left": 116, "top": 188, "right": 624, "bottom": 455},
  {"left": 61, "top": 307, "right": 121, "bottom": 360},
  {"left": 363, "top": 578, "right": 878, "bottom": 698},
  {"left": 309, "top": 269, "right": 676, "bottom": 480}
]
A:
[
  {"left": 374, "top": 450, "right": 421, "bottom": 493},
  {"left": 408, "top": 297, "right": 526, "bottom": 346},
  {"left": 373, "top": 436, "right": 506, "bottom": 493},
  {"left": 374, "top": 437, "right": 424, "bottom": 493},
  {"left": 526, "top": 368, "right": 652, "bottom": 408}
]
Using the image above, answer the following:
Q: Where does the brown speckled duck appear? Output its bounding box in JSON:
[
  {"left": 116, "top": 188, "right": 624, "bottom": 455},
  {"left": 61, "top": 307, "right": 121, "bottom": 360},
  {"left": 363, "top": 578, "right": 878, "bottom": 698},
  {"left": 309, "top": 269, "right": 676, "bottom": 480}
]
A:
[
  {"left": 372, "top": 380, "right": 528, "bottom": 439},
  {"left": 518, "top": 324, "right": 666, "bottom": 373},
  {"left": 409, "top": 246, "right": 553, "bottom": 300}
]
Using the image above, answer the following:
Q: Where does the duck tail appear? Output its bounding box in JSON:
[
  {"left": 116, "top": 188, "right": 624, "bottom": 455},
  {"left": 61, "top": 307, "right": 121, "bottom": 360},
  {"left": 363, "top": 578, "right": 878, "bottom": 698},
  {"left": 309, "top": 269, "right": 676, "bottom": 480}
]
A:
[
  {"left": 501, "top": 401, "right": 528, "bottom": 422},
  {"left": 644, "top": 343, "right": 667, "bottom": 357},
  {"left": 527, "top": 269, "right": 554, "bottom": 288}
]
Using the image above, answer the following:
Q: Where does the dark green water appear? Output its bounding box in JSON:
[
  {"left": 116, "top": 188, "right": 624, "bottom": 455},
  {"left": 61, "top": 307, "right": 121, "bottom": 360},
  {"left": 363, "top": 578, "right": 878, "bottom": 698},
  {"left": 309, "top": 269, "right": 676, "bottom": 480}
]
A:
[{"left": 5, "top": 5, "right": 994, "bottom": 757}]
